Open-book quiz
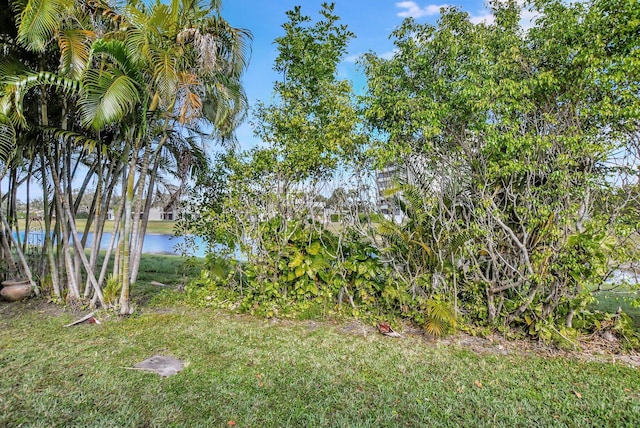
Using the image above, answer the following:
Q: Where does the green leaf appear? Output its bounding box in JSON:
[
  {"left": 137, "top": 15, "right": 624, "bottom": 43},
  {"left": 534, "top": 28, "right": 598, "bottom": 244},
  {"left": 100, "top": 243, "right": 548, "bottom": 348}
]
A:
[
  {"left": 17, "top": 0, "right": 65, "bottom": 52},
  {"left": 308, "top": 241, "right": 322, "bottom": 255},
  {"left": 288, "top": 253, "right": 304, "bottom": 269}
]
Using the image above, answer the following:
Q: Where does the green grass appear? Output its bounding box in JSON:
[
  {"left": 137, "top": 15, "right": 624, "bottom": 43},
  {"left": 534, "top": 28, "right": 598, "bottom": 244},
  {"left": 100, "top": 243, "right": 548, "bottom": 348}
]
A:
[
  {"left": 1, "top": 306, "right": 639, "bottom": 427},
  {"left": 2, "top": 253, "right": 639, "bottom": 426},
  {"left": 593, "top": 290, "right": 640, "bottom": 328},
  {"left": 131, "top": 253, "right": 195, "bottom": 284},
  {"left": 130, "top": 254, "right": 197, "bottom": 305},
  {"left": 104, "top": 220, "right": 177, "bottom": 235},
  {"left": 17, "top": 219, "right": 177, "bottom": 235},
  {"left": 89, "top": 253, "right": 198, "bottom": 306}
]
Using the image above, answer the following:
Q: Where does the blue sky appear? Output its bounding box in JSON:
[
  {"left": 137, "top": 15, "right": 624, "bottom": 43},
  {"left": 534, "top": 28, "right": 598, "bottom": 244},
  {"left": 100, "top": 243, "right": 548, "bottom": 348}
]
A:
[{"left": 219, "top": 1, "right": 505, "bottom": 149}]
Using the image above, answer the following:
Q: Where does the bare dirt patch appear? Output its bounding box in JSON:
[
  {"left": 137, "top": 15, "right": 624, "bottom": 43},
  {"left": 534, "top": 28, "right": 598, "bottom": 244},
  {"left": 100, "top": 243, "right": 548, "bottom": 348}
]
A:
[
  {"left": 0, "top": 298, "right": 69, "bottom": 318},
  {"left": 338, "top": 318, "right": 640, "bottom": 368}
]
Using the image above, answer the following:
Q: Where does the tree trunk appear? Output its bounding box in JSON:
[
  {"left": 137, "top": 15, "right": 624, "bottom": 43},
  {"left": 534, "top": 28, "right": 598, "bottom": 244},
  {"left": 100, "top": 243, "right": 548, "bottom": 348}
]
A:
[
  {"left": 98, "top": 184, "right": 124, "bottom": 289},
  {"left": 118, "top": 142, "right": 137, "bottom": 315},
  {"left": 40, "top": 148, "right": 61, "bottom": 298},
  {"left": 22, "top": 160, "right": 34, "bottom": 255},
  {"left": 9, "top": 167, "right": 22, "bottom": 250},
  {"left": 130, "top": 161, "right": 157, "bottom": 284},
  {"left": 84, "top": 152, "right": 104, "bottom": 297},
  {"left": 85, "top": 151, "right": 120, "bottom": 295},
  {"left": 129, "top": 140, "right": 151, "bottom": 284},
  {"left": 0, "top": 209, "right": 39, "bottom": 295},
  {"left": 52, "top": 176, "right": 81, "bottom": 300},
  {"left": 47, "top": 151, "right": 105, "bottom": 306}
]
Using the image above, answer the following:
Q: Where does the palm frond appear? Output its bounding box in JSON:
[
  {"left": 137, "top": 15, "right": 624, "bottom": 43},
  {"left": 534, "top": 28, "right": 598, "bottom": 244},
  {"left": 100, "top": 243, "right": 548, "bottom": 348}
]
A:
[
  {"left": 103, "top": 273, "right": 122, "bottom": 306},
  {"left": 89, "top": 39, "right": 143, "bottom": 84},
  {"left": 178, "top": 89, "right": 203, "bottom": 124},
  {"left": 1, "top": 66, "right": 79, "bottom": 126},
  {"left": 147, "top": 2, "right": 173, "bottom": 32},
  {"left": 123, "top": 27, "right": 151, "bottom": 65},
  {"left": 16, "top": 0, "right": 65, "bottom": 52},
  {"left": 122, "top": 5, "right": 158, "bottom": 64},
  {"left": 80, "top": 69, "right": 140, "bottom": 129},
  {"left": 183, "top": 136, "right": 210, "bottom": 179},
  {"left": 122, "top": 3, "right": 149, "bottom": 28},
  {"left": 426, "top": 298, "right": 456, "bottom": 324},
  {"left": 423, "top": 318, "right": 446, "bottom": 337},
  {"left": 80, "top": 38, "right": 144, "bottom": 128},
  {"left": 58, "top": 29, "right": 94, "bottom": 79},
  {"left": 446, "top": 231, "right": 473, "bottom": 254},
  {"left": 83, "top": 0, "right": 126, "bottom": 28},
  {"left": 423, "top": 298, "right": 456, "bottom": 336},
  {"left": 0, "top": 58, "right": 31, "bottom": 85},
  {"left": 201, "top": 76, "right": 248, "bottom": 139},
  {"left": 0, "top": 115, "right": 16, "bottom": 162},
  {"left": 34, "top": 70, "right": 79, "bottom": 93},
  {"left": 153, "top": 49, "right": 179, "bottom": 108},
  {"left": 42, "top": 127, "right": 99, "bottom": 151},
  {"left": 202, "top": 15, "right": 252, "bottom": 77}
]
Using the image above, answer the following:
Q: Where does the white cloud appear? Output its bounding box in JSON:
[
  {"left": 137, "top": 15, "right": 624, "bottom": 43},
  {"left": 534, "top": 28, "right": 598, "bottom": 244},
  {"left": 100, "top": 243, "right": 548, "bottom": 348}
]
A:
[
  {"left": 379, "top": 50, "right": 397, "bottom": 60},
  {"left": 469, "top": 13, "right": 495, "bottom": 25},
  {"left": 344, "top": 54, "right": 361, "bottom": 64},
  {"left": 519, "top": 8, "right": 540, "bottom": 30},
  {"left": 396, "top": 2, "right": 447, "bottom": 19},
  {"left": 468, "top": 1, "right": 540, "bottom": 30}
]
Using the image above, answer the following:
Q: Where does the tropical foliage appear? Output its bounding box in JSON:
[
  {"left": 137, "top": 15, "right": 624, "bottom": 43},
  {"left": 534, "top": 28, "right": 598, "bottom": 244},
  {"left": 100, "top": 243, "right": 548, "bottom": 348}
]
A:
[
  {"left": 2, "top": 0, "right": 639, "bottom": 344},
  {"left": 361, "top": 0, "right": 640, "bottom": 337},
  {"left": 0, "top": 0, "right": 251, "bottom": 313},
  {"left": 181, "top": 0, "right": 639, "bottom": 344}
]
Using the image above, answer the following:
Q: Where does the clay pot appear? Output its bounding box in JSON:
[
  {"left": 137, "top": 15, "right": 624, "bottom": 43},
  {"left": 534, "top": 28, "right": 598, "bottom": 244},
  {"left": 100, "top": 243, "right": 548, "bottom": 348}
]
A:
[{"left": 1, "top": 279, "right": 32, "bottom": 302}]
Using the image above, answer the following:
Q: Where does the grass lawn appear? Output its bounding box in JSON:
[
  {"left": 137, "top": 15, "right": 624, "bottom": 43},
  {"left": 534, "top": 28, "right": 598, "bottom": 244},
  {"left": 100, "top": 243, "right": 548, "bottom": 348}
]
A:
[
  {"left": 593, "top": 290, "right": 640, "bottom": 328},
  {"left": 127, "top": 254, "right": 198, "bottom": 305},
  {"left": 1, "top": 303, "right": 640, "bottom": 427},
  {"left": 1, "top": 253, "right": 639, "bottom": 426},
  {"left": 18, "top": 219, "right": 177, "bottom": 235},
  {"left": 100, "top": 219, "right": 177, "bottom": 235}
]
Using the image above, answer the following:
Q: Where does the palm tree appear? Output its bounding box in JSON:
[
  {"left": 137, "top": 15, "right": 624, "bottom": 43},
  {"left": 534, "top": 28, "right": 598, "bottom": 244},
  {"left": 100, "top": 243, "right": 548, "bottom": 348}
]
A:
[
  {"left": 2, "top": 0, "right": 251, "bottom": 312},
  {"left": 3, "top": 0, "right": 113, "bottom": 304},
  {"left": 78, "top": 0, "right": 252, "bottom": 314}
]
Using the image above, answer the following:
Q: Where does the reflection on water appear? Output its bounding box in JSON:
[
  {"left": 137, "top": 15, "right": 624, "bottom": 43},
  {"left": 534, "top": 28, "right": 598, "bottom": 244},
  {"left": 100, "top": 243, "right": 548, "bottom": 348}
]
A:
[{"left": 607, "top": 269, "right": 640, "bottom": 285}]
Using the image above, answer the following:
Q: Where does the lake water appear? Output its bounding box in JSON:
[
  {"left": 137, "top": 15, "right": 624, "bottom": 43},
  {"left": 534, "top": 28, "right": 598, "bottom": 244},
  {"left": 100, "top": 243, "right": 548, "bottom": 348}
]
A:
[
  {"left": 87, "top": 233, "right": 209, "bottom": 258},
  {"left": 607, "top": 269, "right": 640, "bottom": 285},
  {"left": 19, "top": 231, "right": 209, "bottom": 258}
]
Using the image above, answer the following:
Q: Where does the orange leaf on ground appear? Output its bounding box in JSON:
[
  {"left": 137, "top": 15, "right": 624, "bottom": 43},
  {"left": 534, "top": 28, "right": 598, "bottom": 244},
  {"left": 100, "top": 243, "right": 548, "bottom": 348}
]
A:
[
  {"left": 475, "top": 380, "right": 483, "bottom": 388},
  {"left": 573, "top": 391, "right": 582, "bottom": 399},
  {"left": 227, "top": 421, "right": 236, "bottom": 426},
  {"left": 378, "top": 322, "right": 391, "bottom": 333}
]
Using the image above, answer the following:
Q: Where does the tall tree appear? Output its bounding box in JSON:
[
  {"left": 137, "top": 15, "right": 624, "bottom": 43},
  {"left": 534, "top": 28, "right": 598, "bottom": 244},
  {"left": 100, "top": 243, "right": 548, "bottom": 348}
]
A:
[
  {"left": 362, "top": 0, "right": 640, "bottom": 330},
  {"left": 254, "top": 2, "right": 360, "bottom": 183},
  {"left": 183, "top": 3, "right": 370, "bottom": 305},
  {"left": 1, "top": 0, "right": 251, "bottom": 311}
]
